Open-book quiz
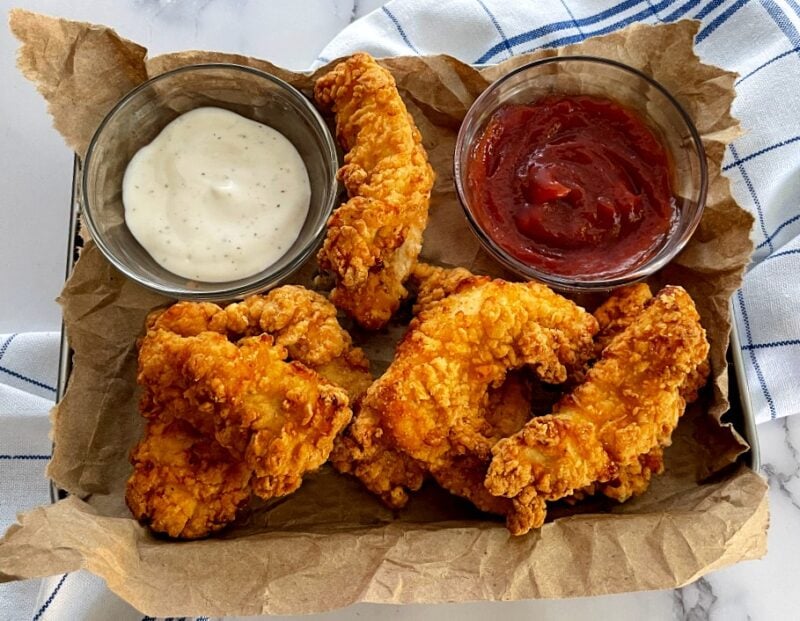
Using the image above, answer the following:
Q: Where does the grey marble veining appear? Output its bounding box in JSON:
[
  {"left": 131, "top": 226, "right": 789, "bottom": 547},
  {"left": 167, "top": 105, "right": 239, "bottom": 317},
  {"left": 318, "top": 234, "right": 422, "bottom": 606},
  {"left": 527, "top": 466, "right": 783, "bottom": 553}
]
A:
[
  {"left": 676, "top": 415, "right": 800, "bottom": 621},
  {"left": 763, "top": 418, "right": 800, "bottom": 512},
  {"left": 674, "top": 578, "right": 717, "bottom": 620}
]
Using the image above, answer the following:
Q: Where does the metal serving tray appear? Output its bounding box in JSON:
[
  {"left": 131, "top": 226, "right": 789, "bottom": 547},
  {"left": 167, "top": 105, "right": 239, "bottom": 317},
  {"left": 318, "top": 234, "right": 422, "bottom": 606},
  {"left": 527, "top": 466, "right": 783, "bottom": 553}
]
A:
[{"left": 51, "top": 155, "right": 760, "bottom": 503}]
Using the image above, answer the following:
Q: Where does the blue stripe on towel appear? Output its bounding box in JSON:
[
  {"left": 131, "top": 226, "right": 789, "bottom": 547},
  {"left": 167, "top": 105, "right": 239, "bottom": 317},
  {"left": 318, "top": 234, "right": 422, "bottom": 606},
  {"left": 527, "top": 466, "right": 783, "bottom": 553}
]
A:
[
  {"left": 517, "top": 0, "right": 695, "bottom": 56},
  {"left": 476, "top": 0, "right": 647, "bottom": 63},
  {"left": 695, "top": 0, "right": 727, "bottom": 20},
  {"left": 737, "top": 46, "right": 800, "bottom": 84},
  {"left": 766, "top": 248, "right": 800, "bottom": 260},
  {"left": 0, "top": 333, "right": 17, "bottom": 363},
  {"left": 729, "top": 144, "right": 773, "bottom": 252},
  {"left": 0, "top": 454, "right": 51, "bottom": 460},
  {"left": 722, "top": 135, "right": 800, "bottom": 171},
  {"left": 382, "top": 6, "right": 420, "bottom": 54},
  {"left": 0, "top": 366, "right": 57, "bottom": 393},
  {"left": 559, "top": 0, "right": 587, "bottom": 38},
  {"left": 645, "top": 0, "right": 667, "bottom": 22},
  {"left": 663, "top": 0, "right": 703, "bottom": 22},
  {"left": 32, "top": 574, "right": 69, "bottom": 621},
  {"left": 756, "top": 213, "right": 800, "bottom": 250},
  {"left": 696, "top": 0, "right": 750, "bottom": 43},
  {"left": 737, "top": 290, "right": 777, "bottom": 419},
  {"left": 761, "top": 0, "right": 800, "bottom": 46},
  {"left": 476, "top": 0, "right": 515, "bottom": 57},
  {"left": 522, "top": 0, "right": 692, "bottom": 54},
  {"left": 742, "top": 339, "right": 800, "bottom": 350}
]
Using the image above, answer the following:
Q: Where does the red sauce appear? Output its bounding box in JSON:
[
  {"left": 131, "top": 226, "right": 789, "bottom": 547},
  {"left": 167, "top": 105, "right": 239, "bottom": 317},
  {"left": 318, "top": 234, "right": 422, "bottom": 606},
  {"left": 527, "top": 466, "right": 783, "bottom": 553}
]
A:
[{"left": 466, "top": 95, "right": 677, "bottom": 278}]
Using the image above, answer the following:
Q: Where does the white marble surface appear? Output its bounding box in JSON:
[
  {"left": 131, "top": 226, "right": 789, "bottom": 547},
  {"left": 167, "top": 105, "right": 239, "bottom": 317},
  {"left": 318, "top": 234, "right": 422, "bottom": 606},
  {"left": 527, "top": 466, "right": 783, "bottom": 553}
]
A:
[{"left": 1, "top": 1, "right": 797, "bottom": 620}]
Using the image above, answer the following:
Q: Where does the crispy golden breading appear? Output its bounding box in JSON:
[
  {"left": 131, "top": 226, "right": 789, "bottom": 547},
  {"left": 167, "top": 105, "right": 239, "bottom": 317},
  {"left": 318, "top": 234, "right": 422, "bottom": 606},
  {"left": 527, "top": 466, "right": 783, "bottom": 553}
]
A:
[
  {"left": 583, "top": 446, "right": 665, "bottom": 502},
  {"left": 126, "top": 419, "right": 252, "bottom": 539},
  {"left": 480, "top": 371, "right": 534, "bottom": 442},
  {"left": 582, "top": 283, "right": 708, "bottom": 504},
  {"left": 409, "top": 262, "right": 489, "bottom": 315},
  {"left": 592, "top": 282, "right": 654, "bottom": 352},
  {"left": 486, "top": 286, "right": 710, "bottom": 534},
  {"left": 427, "top": 371, "right": 533, "bottom": 516},
  {"left": 335, "top": 279, "right": 598, "bottom": 515},
  {"left": 331, "top": 369, "right": 534, "bottom": 511},
  {"left": 146, "top": 286, "right": 372, "bottom": 400},
  {"left": 330, "top": 405, "right": 428, "bottom": 508},
  {"left": 314, "top": 53, "right": 436, "bottom": 329},
  {"left": 137, "top": 331, "right": 352, "bottom": 500},
  {"left": 129, "top": 287, "right": 366, "bottom": 538},
  {"left": 582, "top": 283, "right": 664, "bottom": 502}
]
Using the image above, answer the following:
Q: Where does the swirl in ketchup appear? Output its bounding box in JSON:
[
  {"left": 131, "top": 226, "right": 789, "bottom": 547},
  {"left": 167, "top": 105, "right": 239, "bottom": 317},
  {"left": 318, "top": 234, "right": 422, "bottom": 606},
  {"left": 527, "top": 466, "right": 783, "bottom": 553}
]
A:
[{"left": 466, "top": 95, "right": 677, "bottom": 278}]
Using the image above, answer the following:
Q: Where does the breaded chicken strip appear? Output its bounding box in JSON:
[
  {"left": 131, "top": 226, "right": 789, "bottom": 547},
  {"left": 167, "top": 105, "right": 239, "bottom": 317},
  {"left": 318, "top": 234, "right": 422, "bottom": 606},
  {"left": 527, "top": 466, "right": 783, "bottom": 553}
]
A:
[
  {"left": 411, "top": 274, "right": 680, "bottom": 510},
  {"left": 330, "top": 405, "right": 428, "bottom": 508},
  {"left": 126, "top": 418, "right": 251, "bottom": 539},
  {"left": 129, "top": 288, "right": 364, "bottom": 538},
  {"left": 409, "top": 262, "right": 489, "bottom": 315},
  {"left": 486, "top": 286, "right": 710, "bottom": 534},
  {"left": 593, "top": 282, "right": 654, "bottom": 352},
  {"left": 572, "top": 283, "right": 662, "bottom": 503},
  {"left": 136, "top": 331, "right": 352, "bottom": 500},
  {"left": 314, "top": 53, "right": 436, "bottom": 329},
  {"left": 427, "top": 371, "right": 534, "bottom": 517},
  {"left": 575, "top": 283, "right": 709, "bottom": 504},
  {"left": 146, "top": 286, "right": 372, "bottom": 400},
  {"left": 408, "top": 264, "right": 537, "bottom": 512},
  {"left": 335, "top": 279, "right": 598, "bottom": 516},
  {"left": 331, "top": 368, "right": 534, "bottom": 511}
]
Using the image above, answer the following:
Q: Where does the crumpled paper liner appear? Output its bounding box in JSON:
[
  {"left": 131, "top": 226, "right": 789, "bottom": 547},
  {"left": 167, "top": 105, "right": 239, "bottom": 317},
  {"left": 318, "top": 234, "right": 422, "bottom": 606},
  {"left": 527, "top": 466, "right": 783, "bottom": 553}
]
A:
[{"left": 0, "top": 10, "right": 766, "bottom": 617}]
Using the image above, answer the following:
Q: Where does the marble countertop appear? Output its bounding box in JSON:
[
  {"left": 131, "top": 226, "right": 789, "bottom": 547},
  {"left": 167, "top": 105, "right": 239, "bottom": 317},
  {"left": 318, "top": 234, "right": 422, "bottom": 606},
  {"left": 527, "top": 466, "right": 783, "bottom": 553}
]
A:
[{"left": 1, "top": 1, "right": 797, "bottom": 619}]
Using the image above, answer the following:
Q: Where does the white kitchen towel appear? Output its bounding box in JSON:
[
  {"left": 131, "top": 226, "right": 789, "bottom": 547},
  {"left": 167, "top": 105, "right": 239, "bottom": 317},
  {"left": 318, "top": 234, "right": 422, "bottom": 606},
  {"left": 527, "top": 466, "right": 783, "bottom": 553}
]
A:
[
  {"left": 0, "top": 332, "right": 59, "bottom": 621},
  {"left": 4, "top": 0, "right": 800, "bottom": 619}
]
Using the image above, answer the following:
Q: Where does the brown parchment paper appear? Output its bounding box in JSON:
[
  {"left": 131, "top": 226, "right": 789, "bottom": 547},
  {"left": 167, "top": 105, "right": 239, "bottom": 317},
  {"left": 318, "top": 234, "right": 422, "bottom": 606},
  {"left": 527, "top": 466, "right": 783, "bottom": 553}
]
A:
[{"left": 0, "top": 9, "right": 768, "bottom": 617}]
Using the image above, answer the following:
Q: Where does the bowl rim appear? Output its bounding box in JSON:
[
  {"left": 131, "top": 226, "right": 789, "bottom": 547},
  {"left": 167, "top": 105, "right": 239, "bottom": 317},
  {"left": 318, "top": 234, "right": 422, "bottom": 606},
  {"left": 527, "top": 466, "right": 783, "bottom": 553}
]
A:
[
  {"left": 454, "top": 54, "right": 709, "bottom": 291},
  {"left": 81, "top": 62, "right": 338, "bottom": 300}
]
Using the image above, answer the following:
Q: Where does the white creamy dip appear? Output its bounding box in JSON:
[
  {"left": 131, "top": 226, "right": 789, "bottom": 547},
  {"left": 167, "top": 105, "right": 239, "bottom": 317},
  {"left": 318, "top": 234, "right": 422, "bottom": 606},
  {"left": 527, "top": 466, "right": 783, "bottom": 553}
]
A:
[{"left": 122, "top": 107, "right": 311, "bottom": 282}]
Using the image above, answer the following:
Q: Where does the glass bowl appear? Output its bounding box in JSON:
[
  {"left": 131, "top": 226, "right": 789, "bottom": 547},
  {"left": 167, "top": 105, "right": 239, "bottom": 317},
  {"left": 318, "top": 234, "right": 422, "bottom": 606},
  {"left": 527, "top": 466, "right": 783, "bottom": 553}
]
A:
[
  {"left": 82, "top": 63, "right": 338, "bottom": 300},
  {"left": 454, "top": 56, "right": 708, "bottom": 291}
]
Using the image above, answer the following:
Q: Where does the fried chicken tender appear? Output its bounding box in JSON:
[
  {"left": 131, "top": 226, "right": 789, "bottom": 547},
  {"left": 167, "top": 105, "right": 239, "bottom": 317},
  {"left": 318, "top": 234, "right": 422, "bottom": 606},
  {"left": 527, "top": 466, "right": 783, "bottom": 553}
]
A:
[
  {"left": 334, "top": 279, "right": 598, "bottom": 514},
  {"left": 486, "top": 286, "right": 710, "bottom": 534},
  {"left": 569, "top": 283, "right": 663, "bottom": 503},
  {"left": 409, "top": 262, "right": 489, "bottom": 315},
  {"left": 146, "top": 286, "right": 372, "bottom": 400},
  {"left": 577, "top": 283, "right": 709, "bottom": 504},
  {"left": 593, "top": 282, "right": 654, "bottom": 352},
  {"left": 426, "top": 371, "right": 534, "bottom": 517},
  {"left": 136, "top": 331, "right": 352, "bottom": 500},
  {"left": 126, "top": 419, "right": 252, "bottom": 539},
  {"left": 314, "top": 53, "right": 436, "bottom": 329},
  {"left": 128, "top": 286, "right": 368, "bottom": 538},
  {"left": 330, "top": 405, "right": 428, "bottom": 508},
  {"left": 331, "top": 368, "right": 534, "bottom": 511}
]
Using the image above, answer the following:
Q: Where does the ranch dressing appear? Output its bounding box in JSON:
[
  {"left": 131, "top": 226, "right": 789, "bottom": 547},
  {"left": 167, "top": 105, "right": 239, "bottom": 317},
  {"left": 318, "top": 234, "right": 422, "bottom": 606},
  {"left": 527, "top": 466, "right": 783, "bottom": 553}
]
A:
[{"left": 122, "top": 107, "right": 311, "bottom": 282}]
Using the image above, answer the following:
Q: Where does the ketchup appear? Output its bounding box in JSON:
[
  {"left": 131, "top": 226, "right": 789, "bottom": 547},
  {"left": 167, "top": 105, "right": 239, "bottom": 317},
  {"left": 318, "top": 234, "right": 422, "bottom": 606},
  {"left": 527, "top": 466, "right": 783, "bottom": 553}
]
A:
[{"left": 466, "top": 95, "right": 676, "bottom": 278}]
